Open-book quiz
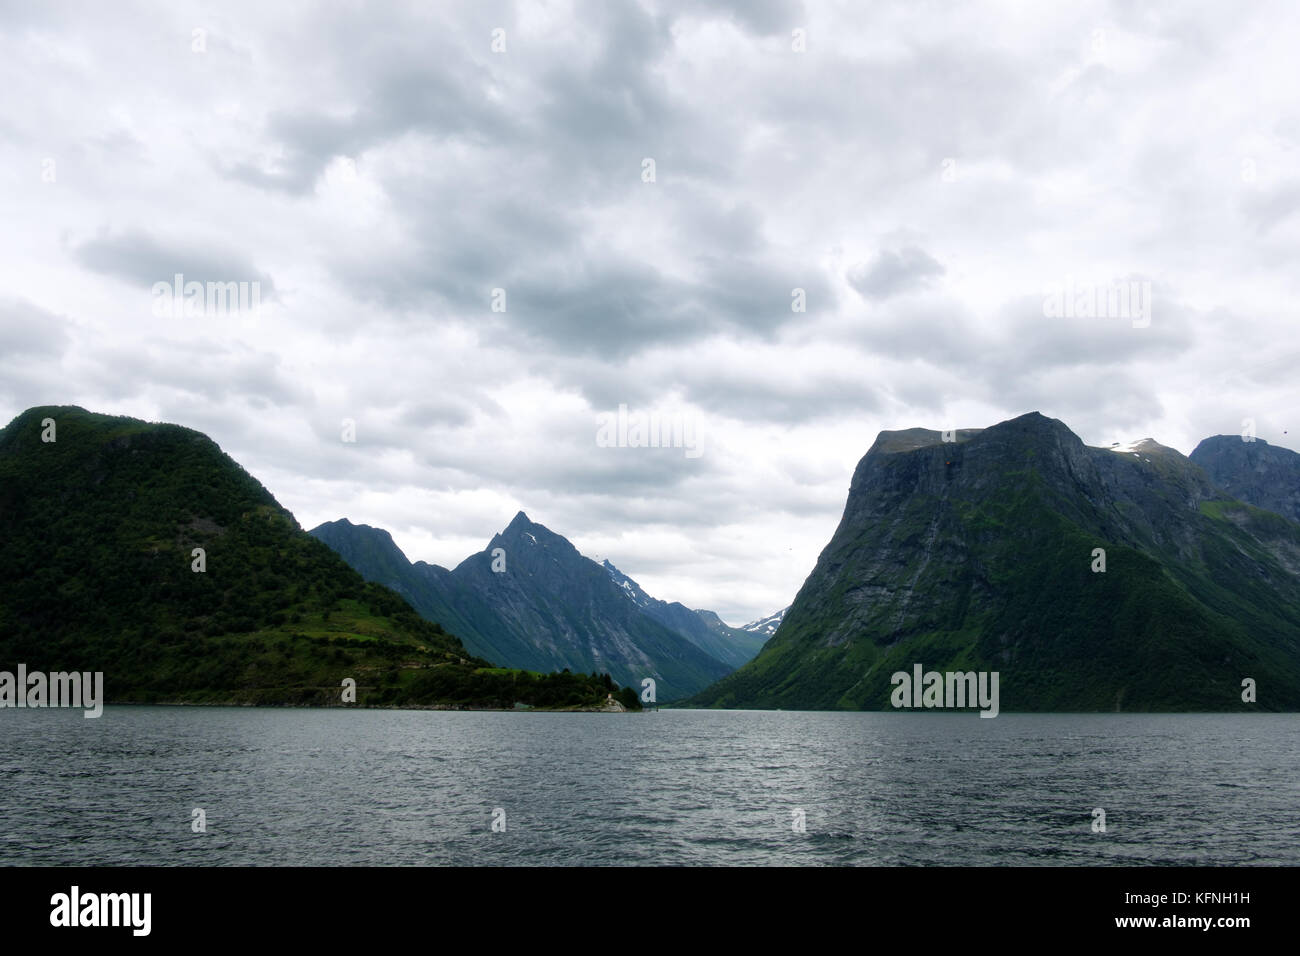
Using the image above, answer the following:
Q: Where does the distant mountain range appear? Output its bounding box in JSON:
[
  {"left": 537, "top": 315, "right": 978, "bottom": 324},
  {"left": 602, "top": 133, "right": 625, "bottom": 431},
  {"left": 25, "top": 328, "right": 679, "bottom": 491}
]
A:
[
  {"left": 690, "top": 413, "right": 1300, "bottom": 711},
  {"left": 310, "top": 514, "right": 772, "bottom": 700},
  {"left": 7, "top": 403, "right": 1298, "bottom": 714}
]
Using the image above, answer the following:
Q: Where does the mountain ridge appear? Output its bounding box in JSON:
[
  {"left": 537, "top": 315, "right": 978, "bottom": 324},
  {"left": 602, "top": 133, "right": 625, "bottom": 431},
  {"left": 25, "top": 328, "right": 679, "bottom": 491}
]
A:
[
  {"left": 600, "top": 559, "right": 767, "bottom": 669},
  {"left": 311, "top": 512, "right": 734, "bottom": 700},
  {"left": 688, "top": 410, "right": 1300, "bottom": 711}
]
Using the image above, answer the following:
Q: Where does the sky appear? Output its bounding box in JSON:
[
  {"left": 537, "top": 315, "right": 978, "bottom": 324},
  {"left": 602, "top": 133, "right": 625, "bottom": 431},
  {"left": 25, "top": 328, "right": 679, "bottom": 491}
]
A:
[{"left": 2, "top": 0, "right": 1298, "bottom": 625}]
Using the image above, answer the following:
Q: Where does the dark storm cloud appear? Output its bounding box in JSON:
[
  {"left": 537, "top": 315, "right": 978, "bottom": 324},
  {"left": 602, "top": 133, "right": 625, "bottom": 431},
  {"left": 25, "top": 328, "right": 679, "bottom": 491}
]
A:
[
  {"left": 221, "top": 2, "right": 692, "bottom": 199},
  {"left": 213, "top": 1, "right": 809, "bottom": 359},
  {"left": 332, "top": 158, "right": 830, "bottom": 357}
]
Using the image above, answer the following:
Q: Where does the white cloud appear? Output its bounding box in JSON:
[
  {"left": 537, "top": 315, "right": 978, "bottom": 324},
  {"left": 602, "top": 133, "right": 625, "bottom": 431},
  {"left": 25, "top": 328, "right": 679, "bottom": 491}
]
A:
[{"left": 1, "top": 0, "right": 1297, "bottom": 623}]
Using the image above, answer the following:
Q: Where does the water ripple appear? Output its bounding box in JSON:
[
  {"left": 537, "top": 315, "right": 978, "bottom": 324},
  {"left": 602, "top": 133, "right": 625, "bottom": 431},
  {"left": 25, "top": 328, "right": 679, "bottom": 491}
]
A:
[{"left": 0, "top": 708, "right": 1296, "bottom": 865}]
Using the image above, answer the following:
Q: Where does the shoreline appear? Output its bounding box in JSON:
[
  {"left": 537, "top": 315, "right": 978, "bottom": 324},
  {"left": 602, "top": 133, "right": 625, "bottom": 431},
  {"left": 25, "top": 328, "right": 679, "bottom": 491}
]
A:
[{"left": 97, "top": 700, "right": 634, "bottom": 713}]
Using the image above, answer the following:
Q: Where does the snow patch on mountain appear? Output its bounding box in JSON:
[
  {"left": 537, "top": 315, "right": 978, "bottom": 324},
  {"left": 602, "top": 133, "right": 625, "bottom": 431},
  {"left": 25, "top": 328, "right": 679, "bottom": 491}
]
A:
[
  {"left": 1103, "top": 438, "right": 1156, "bottom": 456},
  {"left": 603, "top": 559, "right": 653, "bottom": 608},
  {"left": 742, "top": 606, "right": 789, "bottom": 636}
]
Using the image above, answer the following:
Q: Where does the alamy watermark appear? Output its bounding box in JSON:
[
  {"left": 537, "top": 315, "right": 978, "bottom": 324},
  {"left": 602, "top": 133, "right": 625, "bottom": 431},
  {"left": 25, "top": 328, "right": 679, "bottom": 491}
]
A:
[
  {"left": 0, "top": 665, "right": 103, "bottom": 717},
  {"left": 151, "top": 273, "right": 262, "bottom": 318},
  {"left": 891, "top": 664, "right": 999, "bottom": 717},
  {"left": 596, "top": 404, "right": 702, "bottom": 459},
  {"left": 50, "top": 886, "right": 150, "bottom": 936},
  {"left": 1043, "top": 276, "right": 1151, "bottom": 328}
]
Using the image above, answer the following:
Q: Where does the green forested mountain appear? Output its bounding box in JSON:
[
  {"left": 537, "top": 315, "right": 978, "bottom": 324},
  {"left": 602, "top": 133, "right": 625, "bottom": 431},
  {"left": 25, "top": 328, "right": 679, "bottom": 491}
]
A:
[
  {"left": 0, "top": 406, "right": 633, "bottom": 710},
  {"left": 311, "top": 513, "right": 732, "bottom": 701},
  {"left": 309, "top": 518, "right": 508, "bottom": 663},
  {"left": 689, "top": 413, "right": 1300, "bottom": 712}
]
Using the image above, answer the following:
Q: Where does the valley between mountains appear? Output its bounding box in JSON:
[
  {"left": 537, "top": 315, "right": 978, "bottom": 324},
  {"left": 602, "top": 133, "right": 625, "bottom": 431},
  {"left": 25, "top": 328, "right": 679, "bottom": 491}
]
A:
[{"left": 3, "top": 405, "right": 1298, "bottom": 711}]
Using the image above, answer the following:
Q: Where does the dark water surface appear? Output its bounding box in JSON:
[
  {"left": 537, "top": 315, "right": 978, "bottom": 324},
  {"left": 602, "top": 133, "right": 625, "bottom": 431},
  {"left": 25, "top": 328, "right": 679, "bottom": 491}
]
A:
[{"left": 1, "top": 708, "right": 1296, "bottom": 865}]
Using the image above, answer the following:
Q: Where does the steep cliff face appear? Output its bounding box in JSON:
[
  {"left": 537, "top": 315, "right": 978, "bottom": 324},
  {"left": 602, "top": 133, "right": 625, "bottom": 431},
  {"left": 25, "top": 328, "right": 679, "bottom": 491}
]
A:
[
  {"left": 1190, "top": 434, "right": 1300, "bottom": 525},
  {"left": 691, "top": 413, "right": 1300, "bottom": 711}
]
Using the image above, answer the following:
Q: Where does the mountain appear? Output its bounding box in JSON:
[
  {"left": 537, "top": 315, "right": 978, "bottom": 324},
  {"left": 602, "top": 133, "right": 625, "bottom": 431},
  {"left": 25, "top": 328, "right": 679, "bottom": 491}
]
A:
[
  {"left": 0, "top": 406, "right": 625, "bottom": 710},
  {"left": 690, "top": 412, "right": 1300, "bottom": 711},
  {"left": 740, "top": 607, "right": 789, "bottom": 637},
  {"left": 602, "top": 560, "right": 767, "bottom": 669},
  {"left": 308, "top": 518, "right": 509, "bottom": 663},
  {"left": 1190, "top": 434, "right": 1300, "bottom": 525},
  {"left": 310, "top": 513, "right": 732, "bottom": 700}
]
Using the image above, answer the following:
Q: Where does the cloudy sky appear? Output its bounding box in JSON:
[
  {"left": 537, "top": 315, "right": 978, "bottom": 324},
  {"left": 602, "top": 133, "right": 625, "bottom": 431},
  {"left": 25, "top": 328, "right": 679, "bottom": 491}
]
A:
[{"left": 2, "top": 0, "right": 1298, "bottom": 623}]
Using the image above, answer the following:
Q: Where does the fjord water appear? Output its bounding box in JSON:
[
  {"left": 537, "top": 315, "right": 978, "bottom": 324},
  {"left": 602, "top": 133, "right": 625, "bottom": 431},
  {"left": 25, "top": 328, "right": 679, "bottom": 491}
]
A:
[{"left": 2, "top": 708, "right": 1296, "bottom": 866}]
